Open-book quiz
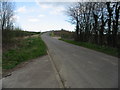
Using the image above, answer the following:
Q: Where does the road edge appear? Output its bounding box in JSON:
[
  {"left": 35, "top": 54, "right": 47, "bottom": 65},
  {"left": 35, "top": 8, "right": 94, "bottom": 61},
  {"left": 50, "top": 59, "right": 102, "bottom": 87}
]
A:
[{"left": 47, "top": 50, "right": 65, "bottom": 88}]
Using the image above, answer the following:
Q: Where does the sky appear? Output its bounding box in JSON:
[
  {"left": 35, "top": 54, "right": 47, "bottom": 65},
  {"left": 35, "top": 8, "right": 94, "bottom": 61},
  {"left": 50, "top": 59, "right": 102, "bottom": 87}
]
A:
[{"left": 13, "top": 1, "right": 75, "bottom": 32}]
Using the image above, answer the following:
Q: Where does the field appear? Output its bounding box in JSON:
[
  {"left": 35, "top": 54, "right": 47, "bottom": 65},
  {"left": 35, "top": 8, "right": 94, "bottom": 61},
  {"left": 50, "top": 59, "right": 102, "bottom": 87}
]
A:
[{"left": 3, "top": 35, "right": 47, "bottom": 70}]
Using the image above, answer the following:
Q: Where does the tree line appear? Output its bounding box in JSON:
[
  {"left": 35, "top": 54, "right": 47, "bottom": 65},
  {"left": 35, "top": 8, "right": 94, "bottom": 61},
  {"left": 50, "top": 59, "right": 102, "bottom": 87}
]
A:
[
  {"left": 0, "top": 1, "right": 40, "bottom": 51},
  {"left": 66, "top": 2, "right": 120, "bottom": 48}
]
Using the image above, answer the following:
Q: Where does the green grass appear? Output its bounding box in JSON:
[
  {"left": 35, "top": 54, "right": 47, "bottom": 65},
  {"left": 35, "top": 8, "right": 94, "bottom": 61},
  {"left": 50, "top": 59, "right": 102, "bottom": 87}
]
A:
[
  {"left": 3, "top": 36, "right": 47, "bottom": 70},
  {"left": 59, "top": 38, "right": 118, "bottom": 57},
  {"left": 49, "top": 32, "right": 54, "bottom": 37}
]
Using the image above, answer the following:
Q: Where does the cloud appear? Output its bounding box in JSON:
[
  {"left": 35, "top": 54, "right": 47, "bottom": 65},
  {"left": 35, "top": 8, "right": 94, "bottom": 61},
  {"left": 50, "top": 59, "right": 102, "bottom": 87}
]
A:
[
  {"left": 35, "top": 0, "right": 53, "bottom": 9},
  {"left": 35, "top": 1, "right": 65, "bottom": 15},
  {"left": 16, "top": 6, "right": 26, "bottom": 13},
  {"left": 35, "top": 1, "right": 64, "bottom": 10},
  {"left": 28, "top": 18, "right": 39, "bottom": 22},
  {"left": 10, "top": 15, "right": 20, "bottom": 21},
  {"left": 40, "top": 4, "right": 53, "bottom": 9},
  {"left": 50, "top": 6, "right": 65, "bottom": 15},
  {"left": 38, "top": 14, "right": 45, "bottom": 17}
]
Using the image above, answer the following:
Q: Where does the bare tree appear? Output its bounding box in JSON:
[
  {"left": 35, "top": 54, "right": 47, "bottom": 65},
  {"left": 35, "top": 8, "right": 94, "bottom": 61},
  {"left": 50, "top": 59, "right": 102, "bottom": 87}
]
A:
[
  {"left": 112, "top": 2, "right": 120, "bottom": 47},
  {"left": 0, "top": 0, "right": 14, "bottom": 31},
  {"left": 106, "top": 2, "right": 114, "bottom": 46},
  {"left": 66, "top": 3, "right": 81, "bottom": 41},
  {"left": 66, "top": 2, "right": 119, "bottom": 48}
]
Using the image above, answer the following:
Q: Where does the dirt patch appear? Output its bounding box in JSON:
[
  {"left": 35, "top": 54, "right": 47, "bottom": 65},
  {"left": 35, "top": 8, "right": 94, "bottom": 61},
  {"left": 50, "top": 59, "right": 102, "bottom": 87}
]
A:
[{"left": 52, "top": 37, "right": 61, "bottom": 40}]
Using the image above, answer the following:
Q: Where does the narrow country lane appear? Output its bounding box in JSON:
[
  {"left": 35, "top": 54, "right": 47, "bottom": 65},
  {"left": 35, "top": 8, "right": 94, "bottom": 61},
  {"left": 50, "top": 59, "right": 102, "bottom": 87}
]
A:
[{"left": 41, "top": 32, "right": 118, "bottom": 88}]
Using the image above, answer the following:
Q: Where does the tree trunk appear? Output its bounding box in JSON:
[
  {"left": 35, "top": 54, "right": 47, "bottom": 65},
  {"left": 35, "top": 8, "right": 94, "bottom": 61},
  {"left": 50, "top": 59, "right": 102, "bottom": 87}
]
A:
[
  {"left": 75, "top": 19, "right": 79, "bottom": 41},
  {"left": 93, "top": 11, "right": 98, "bottom": 44},
  {"left": 106, "top": 2, "right": 112, "bottom": 46},
  {"left": 112, "top": 2, "right": 120, "bottom": 47}
]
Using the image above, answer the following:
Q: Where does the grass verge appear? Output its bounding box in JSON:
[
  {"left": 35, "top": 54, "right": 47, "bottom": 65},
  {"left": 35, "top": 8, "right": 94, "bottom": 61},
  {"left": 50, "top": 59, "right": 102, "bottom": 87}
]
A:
[
  {"left": 3, "top": 36, "right": 47, "bottom": 70},
  {"left": 59, "top": 38, "right": 118, "bottom": 57}
]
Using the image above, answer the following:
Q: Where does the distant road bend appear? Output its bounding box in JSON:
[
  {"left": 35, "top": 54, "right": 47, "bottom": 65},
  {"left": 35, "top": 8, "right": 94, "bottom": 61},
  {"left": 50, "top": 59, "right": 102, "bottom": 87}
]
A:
[{"left": 41, "top": 32, "right": 118, "bottom": 88}]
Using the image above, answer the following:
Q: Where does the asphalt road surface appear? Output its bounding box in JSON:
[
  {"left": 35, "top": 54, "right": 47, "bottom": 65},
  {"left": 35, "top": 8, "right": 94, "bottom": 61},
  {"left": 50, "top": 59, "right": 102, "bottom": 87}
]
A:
[
  {"left": 41, "top": 32, "right": 118, "bottom": 88},
  {"left": 3, "top": 56, "right": 60, "bottom": 88}
]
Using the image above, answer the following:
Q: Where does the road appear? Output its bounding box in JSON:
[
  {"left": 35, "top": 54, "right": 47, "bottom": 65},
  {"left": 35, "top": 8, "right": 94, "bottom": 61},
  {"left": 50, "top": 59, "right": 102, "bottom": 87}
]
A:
[
  {"left": 41, "top": 32, "right": 118, "bottom": 88},
  {"left": 3, "top": 56, "right": 60, "bottom": 88}
]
